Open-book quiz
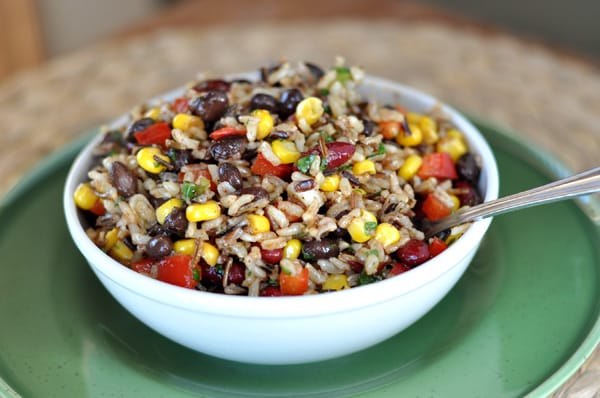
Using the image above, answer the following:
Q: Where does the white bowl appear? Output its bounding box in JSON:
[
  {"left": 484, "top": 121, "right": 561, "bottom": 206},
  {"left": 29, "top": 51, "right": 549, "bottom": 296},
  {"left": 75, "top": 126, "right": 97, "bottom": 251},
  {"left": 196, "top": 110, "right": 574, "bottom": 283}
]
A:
[{"left": 63, "top": 74, "right": 499, "bottom": 365}]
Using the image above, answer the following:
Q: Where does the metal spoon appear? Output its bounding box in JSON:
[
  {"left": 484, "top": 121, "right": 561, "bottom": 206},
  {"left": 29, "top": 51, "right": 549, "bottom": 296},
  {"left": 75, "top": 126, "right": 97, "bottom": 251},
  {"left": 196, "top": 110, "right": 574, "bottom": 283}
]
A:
[{"left": 424, "top": 166, "right": 600, "bottom": 238}]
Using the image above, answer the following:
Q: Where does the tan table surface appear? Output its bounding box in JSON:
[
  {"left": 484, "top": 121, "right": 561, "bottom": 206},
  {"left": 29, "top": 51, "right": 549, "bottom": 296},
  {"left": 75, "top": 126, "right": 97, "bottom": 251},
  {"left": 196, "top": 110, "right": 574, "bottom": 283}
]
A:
[{"left": 0, "top": 16, "right": 599, "bottom": 397}]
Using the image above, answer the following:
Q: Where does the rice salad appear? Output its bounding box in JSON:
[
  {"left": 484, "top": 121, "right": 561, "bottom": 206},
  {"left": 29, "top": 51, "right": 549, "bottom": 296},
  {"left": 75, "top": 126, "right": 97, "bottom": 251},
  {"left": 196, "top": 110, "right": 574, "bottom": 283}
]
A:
[{"left": 73, "top": 59, "right": 482, "bottom": 296}]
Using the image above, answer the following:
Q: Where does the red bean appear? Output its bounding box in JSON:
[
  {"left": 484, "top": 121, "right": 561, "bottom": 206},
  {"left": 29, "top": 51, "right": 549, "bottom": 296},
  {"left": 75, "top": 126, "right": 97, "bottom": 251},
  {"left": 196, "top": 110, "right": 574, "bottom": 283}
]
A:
[
  {"left": 324, "top": 142, "right": 356, "bottom": 169},
  {"left": 396, "top": 239, "right": 430, "bottom": 266},
  {"left": 260, "top": 286, "right": 283, "bottom": 297},
  {"left": 261, "top": 248, "right": 283, "bottom": 265},
  {"left": 227, "top": 263, "right": 245, "bottom": 284}
]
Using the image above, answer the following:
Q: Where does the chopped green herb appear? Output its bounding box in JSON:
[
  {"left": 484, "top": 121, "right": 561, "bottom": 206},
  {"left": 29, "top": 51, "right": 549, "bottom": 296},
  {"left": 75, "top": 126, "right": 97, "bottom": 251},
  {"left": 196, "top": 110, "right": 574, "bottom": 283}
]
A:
[
  {"left": 297, "top": 154, "right": 316, "bottom": 174},
  {"left": 367, "top": 142, "right": 386, "bottom": 158},
  {"left": 335, "top": 67, "right": 352, "bottom": 83},
  {"left": 366, "top": 249, "right": 379, "bottom": 257},
  {"left": 344, "top": 247, "right": 355, "bottom": 254},
  {"left": 267, "top": 279, "right": 279, "bottom": 287},
  {"left": 359, "top": 272, "right": 376, "bottom": 285},
  {"left": 320, "top": 131, "right": 335, "bottom": 143},
  {"left": 364, "top": 221, "right": 377, "bottom": 235},
  {"left": 319, "top": 88, "right": 330, "bottom": 96},
  {"left": 181, "top": 181, "right": 199, "bottom": 200},
  {"left": 320, "top": 157, "right": 328, "bottom": 171},
  {"left": 337, "top": 164, "right": 352, "bottom": 172},
  {"left": 167, "top": 148, "right": 177, "bottom": 163},
  {"left": 192, "top": 268, "right": 200, "bottom": 282}
]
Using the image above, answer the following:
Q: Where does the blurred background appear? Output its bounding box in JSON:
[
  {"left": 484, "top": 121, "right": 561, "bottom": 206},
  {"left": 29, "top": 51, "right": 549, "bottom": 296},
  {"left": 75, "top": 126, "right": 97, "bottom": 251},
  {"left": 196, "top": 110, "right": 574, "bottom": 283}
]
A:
[{"left": 1, "top": 0, "right": 599, "bottom": 81}]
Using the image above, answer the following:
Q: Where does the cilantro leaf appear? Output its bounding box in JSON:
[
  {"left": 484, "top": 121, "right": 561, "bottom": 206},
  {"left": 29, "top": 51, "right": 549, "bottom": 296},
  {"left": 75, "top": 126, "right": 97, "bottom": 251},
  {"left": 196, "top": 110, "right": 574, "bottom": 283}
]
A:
[{"left": 297, "top": 154, "right": 316, "bottom": 174}]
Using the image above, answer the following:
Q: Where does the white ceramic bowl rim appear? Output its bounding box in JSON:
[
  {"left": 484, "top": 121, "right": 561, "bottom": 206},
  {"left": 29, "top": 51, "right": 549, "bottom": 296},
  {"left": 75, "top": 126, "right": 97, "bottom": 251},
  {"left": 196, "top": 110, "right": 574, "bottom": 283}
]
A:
[{"left": 64, "top": 73, "right": 499, "bottom": 319}]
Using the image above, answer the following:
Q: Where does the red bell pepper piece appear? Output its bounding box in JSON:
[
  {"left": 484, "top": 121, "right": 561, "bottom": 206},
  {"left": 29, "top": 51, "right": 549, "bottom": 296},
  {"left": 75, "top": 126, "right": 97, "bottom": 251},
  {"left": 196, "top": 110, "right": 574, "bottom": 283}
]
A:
[
  {"left": 209, "top": 126, "right": 247, "bottom": 140},
  {"left": 422, "top": 193, "right": 452, "bottom": 221},
  {"left": 429, "top": 237, "right": 449, "bottom": 258},
  {"left": 417, "top": 152, "right": 458, "bottom": 180},
  {"left": 279, "top": 267, "right": 309, "bottom": 296},
  {"left": 131, "top": 258, "right": 155, "bottom": 275},
  {"left": 261, "top": 286, "right": 283, "bottom": 297},
  {"left": 133, "top": 122, "right": 172, "bottom": 147},
  {"left": 89, "top": 199, "right": 106, "bottom": 216},
  {"left": 173, "top": 97, "right": 190, "bottom": 113},
  {"left": 389, "top": 262, "right": 411, "bottom": 276},
  {"left": 178, "top": 165, "right": 217, "bottom": 191},
  {"left": 251, "top": 152, "right": 294, "bottom": 179},
  {"left": 157, "top": 255, "right": 196, "bottom": 289}
]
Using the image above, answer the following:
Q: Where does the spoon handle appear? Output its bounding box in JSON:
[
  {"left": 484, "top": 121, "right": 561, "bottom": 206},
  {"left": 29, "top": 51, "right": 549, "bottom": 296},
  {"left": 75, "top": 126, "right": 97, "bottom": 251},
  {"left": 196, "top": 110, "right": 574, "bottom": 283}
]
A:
[{"left": 424, "top": 166, "right": 600, "bottom": 238}]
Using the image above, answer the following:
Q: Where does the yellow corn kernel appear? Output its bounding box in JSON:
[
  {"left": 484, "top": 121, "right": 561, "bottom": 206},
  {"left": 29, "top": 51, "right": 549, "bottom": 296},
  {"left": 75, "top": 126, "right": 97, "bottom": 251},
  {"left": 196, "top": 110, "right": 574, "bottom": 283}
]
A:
[
  {"left": 446, "top": 128, "right": 465, "bottom": 141},
  {"left": 109, "top": 240, "right": 134, "bottom": 263},
  {"left": 399, "top": 154, "right": 423, "bottom": 180},
  {"left": 449, "top": 194, "right": 461, "bottom": 211},
  {"left": 271, "top": 140, "right": 301, "bottom": 164},
  {"left": 396, "top": 123, "right": 423, "bottom": 147},
  {"left": 247, "top": 214, "right": 271, "bottom": 234},
  {"left": 347, "top": 209, "right": 377, "bottom": 243},
  {"left": 174, "top": 238, "right": 197, "bottom": 255},
  {"left": 104, "top": 228, "right": 120, "bottom": 251},
  {"left": 419, "top": 116, "right": 439, "bottom": 145},
  {"left": 172, "top": 113, "right": 204, "bottom": 131},
  {"left": 155, "top": 198, "right": 184, "bottom": 224},
  {"left": 320, "top": 174, "right": 341, "bottom": 192},
  {"left": 251, "top": 109, "right": 274, "bottom": 139},
  {"left": 322, "top": 274, "right": 350, "bottom": 291},
  {"left": 186, "top": 201, "right": 221, "bottom": 222},
  {"left": 406, "top": 112, "right": 422, "bottom": 124},
  {"left": 136, "top": 147, "right": 170, "bottom": 174},
  {"left": 374, "top": 223, "right": 401, "bottom": 247},
  {"left": 73, "top": 183, "right": 99, "bottom": 210},
  {"left": 436, "top": 136, "right": 468, "bottom": 161},
  {"left": 295, "top": 97, "right": 323, "bottom": 125},
  {"left": 144, "top": 107, "right": 161, "bottom": 121},
  {"left": 201, "top": 242, "right": 219, "bottom": 266},
  {"left": 352, "top": 159, "right": 376, "bottom": 175},
  {"left": 283, "top": 239, "right": 302, "bottom": 260}
]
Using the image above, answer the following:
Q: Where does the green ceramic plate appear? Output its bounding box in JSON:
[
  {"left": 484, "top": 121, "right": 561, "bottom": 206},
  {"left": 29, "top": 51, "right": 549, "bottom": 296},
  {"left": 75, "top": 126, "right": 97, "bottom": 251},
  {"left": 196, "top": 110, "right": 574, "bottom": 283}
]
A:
[{"left": 1, "top": 118, "right": 599, "bottom": 398}]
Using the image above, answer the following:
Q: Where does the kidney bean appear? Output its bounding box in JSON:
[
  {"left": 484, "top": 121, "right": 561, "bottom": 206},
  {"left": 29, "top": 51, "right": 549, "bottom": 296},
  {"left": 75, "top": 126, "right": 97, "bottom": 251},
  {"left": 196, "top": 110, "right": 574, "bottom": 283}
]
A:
[
  {"left": 218, "top": 163, "right": 243, "bottom": 190},
  {"left": 208, "top": 136, "right": 246, "bottom": 160},
  {"left": 301, "top": 239, "right": 339, "bottom": 261},
  {"left": 163, "top": 207, "right": 188, "bottom": 237},
  {"left": 125, "top": 117, "right": 154, "bottom": 142},
  {"left": 227, "top": 262, "right": 245, "bottom": 284},
  {"left": 396, "top": 239, "right": 430, "bottom": 266},
  {"left": 193, "top": 79, "right": 231, "bottom": 93},
  {"left": 190, "top": 90, "right": 229, "bottom": 122},
  {"left": 240, "top": 186, "right": 269, "bottom": 201},
  {"left": 146, "top": 235, "right": 173, "bottom": 259},
  {"left": 324, "top": 142, "right": 356, "bottom": 169},
  {"left": 456, "top": 153, "right": 481, "bottom": 183},
  {"left": 278, "top": 88, "right": 303, "bottom": 119},
  {"left": 109, "top": 161, "right": 137, "bottom": 197},
  {"left": 455, "top": 180, "right": 482, "bottom": 206},
  {"left": 249, "top": 93, "right": 279, "bottom": 113},
  {"left": 261, "top": 248, "right": 283, "bottom": 265},
  {"left": 260, "top": 286, "right": 283, "bottom": 297}
]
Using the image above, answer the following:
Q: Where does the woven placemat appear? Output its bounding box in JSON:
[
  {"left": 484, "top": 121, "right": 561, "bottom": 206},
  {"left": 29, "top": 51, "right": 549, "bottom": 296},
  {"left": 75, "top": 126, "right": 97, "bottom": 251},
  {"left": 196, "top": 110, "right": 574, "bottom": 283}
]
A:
[{"left": 0, "top": 19, "right": 598, "bottom": 395}]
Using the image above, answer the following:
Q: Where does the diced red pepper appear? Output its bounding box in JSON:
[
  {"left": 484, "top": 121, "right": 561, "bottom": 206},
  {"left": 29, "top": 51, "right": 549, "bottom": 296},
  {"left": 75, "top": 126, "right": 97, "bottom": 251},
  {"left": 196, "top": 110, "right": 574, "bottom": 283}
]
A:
[
  {"left": 133, "top": 122, "right": 172, "bottom": 147},
  {"left": 261, "top": 286, "right": 283, "bottom": 297},
  {"left": 390, "top": 262, "right": 411, "bottom": 276},
  {"left": 261, "top": 248, "right": 283, "bottom": 265},
  {"left": 378, "top": 121, "right": 401, "bottom": 140},
  {"left": 209, "top": 126, "right": 247, "bottom": 140},
  {"left": 280, "top": 267, "right": 309, "bottom": 296},
  {"left": 422, "top": 193, "right": 452, "bottom": 221},
  {"left": 173, "top": 97, "right": 190, "bottom": 113},
  {"left": 89, "top": 199, "right": 106, "bottom": 216},
  {"left": 157, "top": 255, "right": 196, "bottom": 289},
  {"left": 131, "top": 258, "right": 155, "bottom": 275},
  {"left": 429, "top": 237, "right": 449, "bottom": 258},
  {"left": 417, "top": 152, "right": 458, "bottom": 180},
  {"left": 178, "top": 165, "right": 217, "bottom": 191},
  {"left": 251, "top": 152, "right": 294, "bottom": 179}
]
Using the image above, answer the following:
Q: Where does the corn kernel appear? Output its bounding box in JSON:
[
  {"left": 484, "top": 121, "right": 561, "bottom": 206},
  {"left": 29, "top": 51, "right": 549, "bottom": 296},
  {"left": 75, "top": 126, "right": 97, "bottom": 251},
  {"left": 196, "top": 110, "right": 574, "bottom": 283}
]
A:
[
  {"left": 73, "top": 183, "right": 99, "bottom": 210},
  {"left": 271, "top": 140, "right": 301, "bottom": 164},
  {"left": 436, "top": 136, "right": 468, "bottom": 161},
  {"left": 283, "top": 239, "right": 302, "bottom": 260},
  {"left": 449, "top": 194, "right": 461, "bottom": 211},
  {"left": 295, "top": 97, "right": 323, "bottom": 126},
  {"left": 322, "top": 274, "right": 350, "bottom": 291},
  {"left": 136, "top": 147, "right": 170, "bottom": 174},
  {"left": 251, "top": 109, "right": 274, "bottom": 139},
  {"left": 144, "top": 107, "right": 161, "bottom": 121},
  {"left": 174, "top": 238, "right": 197, "bottom": 255},
  {"left": 399, "top": 154, "right": 423, "bottom": 180},
  {"left": 104, "top": 228, "right": 120, "bottom": 251},
  {"left": 320, "top": 174, "right": 341, "bottom": 192},
  {"left": 396, "top": 123, "right": 423, "bottom": 147},
  {"left": 374, "top": 223, "right": 401, "bottom": 247},
  {"left": 110, "top": 240, "right": 134, "bottom": 263},
  {"left": 420, "top": 116, "right": 439, "bottom": 145},
  {"left": 247, "top": 214, "right": 271, "bottom": 234},
  {"left": 347, "top": 209, "right": 377, "bottom": 243},
  {"left": 186, "top": 201, "right": 221, "bottom": 222},
  {"left": 406, "top": 112, "right": 422, "bottom": 124},
  {"left": 446, "top": 128, "right": 465, "bottom": 141},
  {"left": 172, "top": 113, "right": 204, "bottom": 131},
  {"left": 352, "top": 159, "right": 376, "bottom": 175},
  {"left": 201, "top": 242, "right": 219, "bottom": 266},
  {"left": 155, "top": 198, "right": 184, "bottom": 224}
]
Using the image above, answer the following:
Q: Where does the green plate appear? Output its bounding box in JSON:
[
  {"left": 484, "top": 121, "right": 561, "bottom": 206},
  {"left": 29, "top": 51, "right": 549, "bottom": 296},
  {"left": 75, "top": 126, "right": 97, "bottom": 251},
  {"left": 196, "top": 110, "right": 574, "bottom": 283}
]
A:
[{"left": 1, "top": 118, "right": 599, "bottom": 398}]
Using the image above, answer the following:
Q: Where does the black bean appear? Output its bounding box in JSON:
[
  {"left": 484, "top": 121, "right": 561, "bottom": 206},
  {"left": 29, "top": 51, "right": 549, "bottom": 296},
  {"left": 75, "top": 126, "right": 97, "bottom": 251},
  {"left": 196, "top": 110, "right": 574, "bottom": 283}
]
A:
[
  {"left": 362, "top": 119, "right": 375, "bottom": 136},
  {"left": 278, "top": 88, "right": 303, "bottom": 119},
  {"left": 456, "top": 153, "right": 481, "bottom": 183},
  {"left": 167, "top": 148, "right": 193, "bottom": 172},
  {"left": 240, "top": 186, "right": 268, "bottom": 201},
  {"left": 328, "top": 226, "right": 350, "bottom": 240},
  {"left": 305, "top": 62, "right": 325, "bottom": 80},
  {"left": 163, "top": 207, "right": 188, "bottom": 237},
  {"left": 193, "top": 79, "right": 231, "bottom": 93},
  {"left": 218, "top": 163, "right": 243, "bottom": 190},
  {"left": 109, "top": 161, "right": 137, "bottom": 197},
  {"left": 294, "top": 179, "right": 316, "bottom": 192},
  {"left": 208, "top": 136, "right": 246, "bottom": 160},
  {"left": 301, "top": 239, "right": 339, "bottom": 261},
  {"left": 455, "top": 180, "right": 482, "bottom": 207},
  {"left": 249, "top": 93, "right": 279, "bottom": 113},
  {"left": 125, "top": 117, "right": 155, "bottom": 142},
  {"left": 190, "top": 90, "right": 229, "bottom": 122},
  {"left": 146, "top": 236, "right": 173, "bottom": 259}
]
